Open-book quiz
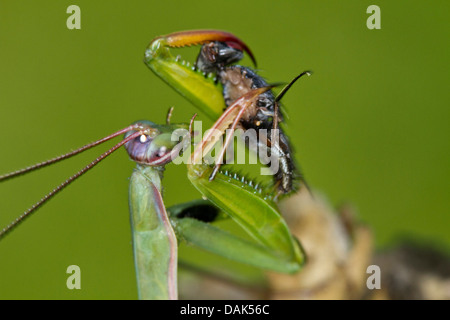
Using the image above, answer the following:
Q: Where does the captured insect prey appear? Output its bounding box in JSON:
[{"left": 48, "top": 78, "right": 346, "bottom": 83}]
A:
[
  {"left": 146, "top": 30, "right": 311, "bottom": 196},
  {"left": 196, "top": 41, "right": 311, "bottom": 195}
]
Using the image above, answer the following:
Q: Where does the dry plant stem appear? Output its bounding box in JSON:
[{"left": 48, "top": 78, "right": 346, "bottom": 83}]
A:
[{"left": 267, "top": 188, "right": 373, "bottom": 299}]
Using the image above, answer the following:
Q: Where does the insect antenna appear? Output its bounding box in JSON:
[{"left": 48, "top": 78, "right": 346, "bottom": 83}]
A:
[
  {"left": 0, "top": 125, "right": 141, "bottom": 182},
  {"left": 272, "top": 71, "right": 312, "bottom": 130},
  {"left": 275, "top": 71, "right": 312, "bottom": 103},
  {"left": 0, "top": 125, "right": 145, "bottom": 239}
]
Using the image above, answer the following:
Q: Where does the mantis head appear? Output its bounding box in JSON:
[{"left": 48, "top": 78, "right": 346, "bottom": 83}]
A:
[{"left": 124, "top": 120, "right": 190, "bottom": 167}]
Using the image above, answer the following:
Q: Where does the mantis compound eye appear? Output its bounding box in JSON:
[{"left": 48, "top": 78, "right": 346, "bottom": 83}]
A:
[{"left": 125, "top": 133, "right": 155, "bottom": 164}]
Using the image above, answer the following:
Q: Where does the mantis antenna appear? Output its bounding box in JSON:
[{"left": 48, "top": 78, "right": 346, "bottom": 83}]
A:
[{"left": 0, "top": 124, "right": 148, "bottom": 239}]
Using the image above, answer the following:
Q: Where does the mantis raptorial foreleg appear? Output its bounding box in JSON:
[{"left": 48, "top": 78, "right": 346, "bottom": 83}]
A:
[
  {"left": 145, "top": 30, "right": 311, "bottom": 197},
  {"left": 182, "top": 88, "right": 305, "bottom": 274}
]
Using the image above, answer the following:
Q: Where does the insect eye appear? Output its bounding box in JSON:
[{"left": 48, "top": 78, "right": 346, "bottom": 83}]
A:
[{"left": 139, "top": 135, "right": 148, "bottom": 143}]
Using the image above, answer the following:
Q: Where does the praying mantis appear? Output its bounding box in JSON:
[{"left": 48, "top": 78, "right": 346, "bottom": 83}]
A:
[{"left": 0, "top": 30, "right": 307, "bottom": 299}]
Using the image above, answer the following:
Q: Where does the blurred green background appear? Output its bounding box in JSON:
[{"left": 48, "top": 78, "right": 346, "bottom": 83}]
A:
[{"left": 0, "top": 0, "right": 449, "bottom": 299}]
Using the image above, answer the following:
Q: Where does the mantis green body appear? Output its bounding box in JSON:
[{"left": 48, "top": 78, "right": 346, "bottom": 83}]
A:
[{"left": 126, "top": 30, "right": 307, "bottom": 298}]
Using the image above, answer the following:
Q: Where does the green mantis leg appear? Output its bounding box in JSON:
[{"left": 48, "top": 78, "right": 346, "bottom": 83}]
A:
[
  {"left": 174, "top": 89, "right": 306, "bottom": 274},
  {"left": 129, "top": 165, "right": 178, "bottom": 300}
]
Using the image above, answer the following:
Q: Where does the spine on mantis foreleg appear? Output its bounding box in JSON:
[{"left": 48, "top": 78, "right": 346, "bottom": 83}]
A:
[{"left": 128, "top": 165, "right": 178, "bottom": 300}]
